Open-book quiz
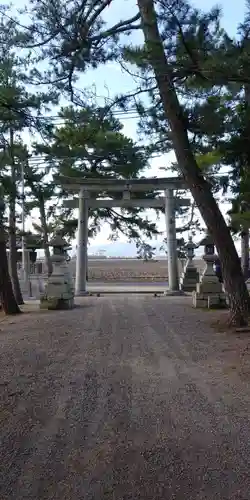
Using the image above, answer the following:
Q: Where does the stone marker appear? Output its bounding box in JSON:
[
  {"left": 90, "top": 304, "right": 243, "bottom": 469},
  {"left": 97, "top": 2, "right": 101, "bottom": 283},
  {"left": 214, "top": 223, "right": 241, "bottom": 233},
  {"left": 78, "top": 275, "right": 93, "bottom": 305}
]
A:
[{"left": 40, "top": 234, "right": 74, "bottom": 310}]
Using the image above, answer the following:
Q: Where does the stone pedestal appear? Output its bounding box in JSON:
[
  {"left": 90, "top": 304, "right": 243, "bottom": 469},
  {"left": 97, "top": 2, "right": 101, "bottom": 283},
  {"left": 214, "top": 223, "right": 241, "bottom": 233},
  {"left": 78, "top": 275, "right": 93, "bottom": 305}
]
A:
[
  {"left": 40, "top": 236, "right": 74, "bottom": 310},
  {"left": 192, "top": 254, "right": 226, "bottom": 309},
  {"left": 180, "top": 259, "right": 199, "bottom": 292}
]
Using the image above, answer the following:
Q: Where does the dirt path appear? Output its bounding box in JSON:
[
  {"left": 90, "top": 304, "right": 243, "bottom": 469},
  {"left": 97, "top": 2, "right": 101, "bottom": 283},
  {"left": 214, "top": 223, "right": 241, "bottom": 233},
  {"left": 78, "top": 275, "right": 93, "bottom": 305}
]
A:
[{"left": 1, "top": 296, "right": 250, "bottom": 499}]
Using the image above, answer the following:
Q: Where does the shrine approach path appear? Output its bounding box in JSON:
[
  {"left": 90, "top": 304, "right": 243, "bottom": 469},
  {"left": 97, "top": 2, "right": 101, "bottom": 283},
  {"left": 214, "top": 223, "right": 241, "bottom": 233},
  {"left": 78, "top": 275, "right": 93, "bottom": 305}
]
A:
[{"left": 1, "top": 295, "right": 250, "bottom": 499}]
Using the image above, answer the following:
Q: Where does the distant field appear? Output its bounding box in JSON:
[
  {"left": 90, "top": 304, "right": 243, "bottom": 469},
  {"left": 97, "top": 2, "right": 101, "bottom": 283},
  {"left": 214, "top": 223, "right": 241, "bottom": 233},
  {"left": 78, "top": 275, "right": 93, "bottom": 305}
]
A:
[{"left": 68, "top": 258, "right": 206, "bottom": 282}]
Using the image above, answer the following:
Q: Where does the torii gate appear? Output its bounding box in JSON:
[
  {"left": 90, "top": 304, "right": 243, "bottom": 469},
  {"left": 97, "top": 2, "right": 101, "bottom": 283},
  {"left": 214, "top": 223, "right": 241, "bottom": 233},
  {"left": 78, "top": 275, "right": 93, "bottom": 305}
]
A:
[{"left": 57, "top": 176, "right": 189, "bottom": 295}]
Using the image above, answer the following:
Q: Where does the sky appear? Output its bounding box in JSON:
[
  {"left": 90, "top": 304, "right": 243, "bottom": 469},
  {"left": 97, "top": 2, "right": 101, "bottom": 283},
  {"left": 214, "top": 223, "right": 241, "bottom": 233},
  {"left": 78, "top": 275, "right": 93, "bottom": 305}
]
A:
[{"left": 9, "top": 0, "right": 247, "bottom": 252}]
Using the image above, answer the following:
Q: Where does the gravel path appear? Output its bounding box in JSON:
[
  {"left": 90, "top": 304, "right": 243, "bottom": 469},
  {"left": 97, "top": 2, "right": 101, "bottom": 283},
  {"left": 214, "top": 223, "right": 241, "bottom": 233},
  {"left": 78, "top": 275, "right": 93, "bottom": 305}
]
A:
[{"left": 1, "top": 295, "right": 250, "bottom": 499}]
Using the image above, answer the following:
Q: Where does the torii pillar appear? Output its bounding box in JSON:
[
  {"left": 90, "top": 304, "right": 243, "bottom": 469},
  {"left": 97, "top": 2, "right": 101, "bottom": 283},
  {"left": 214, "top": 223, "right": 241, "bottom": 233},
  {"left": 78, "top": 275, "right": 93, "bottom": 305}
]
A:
[
  {"left": 165, "top": 189, "right": 181, "bottom": 293},
  {"left": 75, "top": 189, "right": 89, "bottom": 296}
]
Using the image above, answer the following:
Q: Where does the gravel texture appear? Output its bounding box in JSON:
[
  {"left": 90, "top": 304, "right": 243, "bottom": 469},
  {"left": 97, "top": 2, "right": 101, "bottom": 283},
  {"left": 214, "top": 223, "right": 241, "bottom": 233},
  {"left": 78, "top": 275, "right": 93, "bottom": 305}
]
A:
[{"left": 1, "top": 295, "right": 250, "bottom": 499}]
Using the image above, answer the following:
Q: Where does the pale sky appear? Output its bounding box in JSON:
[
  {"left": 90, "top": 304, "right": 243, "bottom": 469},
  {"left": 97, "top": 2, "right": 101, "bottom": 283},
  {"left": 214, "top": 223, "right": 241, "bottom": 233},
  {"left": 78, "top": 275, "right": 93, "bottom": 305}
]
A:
[{"left": 9, "top": 0, "right": 246, "bottom": 249}]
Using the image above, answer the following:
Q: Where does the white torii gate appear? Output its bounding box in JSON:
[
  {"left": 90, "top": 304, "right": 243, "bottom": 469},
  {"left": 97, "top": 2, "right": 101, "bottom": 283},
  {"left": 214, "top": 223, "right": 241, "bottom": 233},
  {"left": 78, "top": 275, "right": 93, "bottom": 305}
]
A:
[{"left": 57, "top": 176, "right": 190, "bottom": 295}]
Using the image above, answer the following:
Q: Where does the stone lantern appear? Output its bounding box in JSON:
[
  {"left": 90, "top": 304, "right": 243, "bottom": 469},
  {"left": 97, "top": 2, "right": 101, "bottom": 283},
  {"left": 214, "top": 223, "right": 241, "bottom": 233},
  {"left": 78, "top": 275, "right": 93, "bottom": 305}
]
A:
[
  {"left": 25, "top": 235, "right": 41, "bottom": 276},
  {"left": 186, "top": 238, "right": 196, "bottom": 260},
  {"left": 29, "top": 249, "right": 37, "bottom": 263},
  {"left": 16, "top": 250, "right": 22, "bottom": 262},
  {"left": 40, "top": 234, "right": 74, "bottom": 310},
  {"left": 180, "top": 237, "right": 199, "bottom": 292},
  {"left": 192, "top": 232, "right": 226, "bottom": 309},
  {"left": 27, "top": 248, "right": 37, "bottom": 277}
]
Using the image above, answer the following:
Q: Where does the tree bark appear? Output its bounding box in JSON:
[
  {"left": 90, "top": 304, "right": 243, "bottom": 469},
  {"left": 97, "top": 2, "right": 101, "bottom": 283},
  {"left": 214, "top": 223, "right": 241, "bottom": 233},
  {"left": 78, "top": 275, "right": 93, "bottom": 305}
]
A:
[
  {"left": 241, "top": 230, "right": 249, "bottom": 279},
  {"left": 0, "top": 220, "right": 21, "bottom": 315},
  {"left": 137, "top": 0, "right": 250, "bottom": 325},
  {"left": 39, "top": 198, "right": 53, "bottom": 276},
  {"left": 241, "top": 84, "right": 250, "bottom": 280},
  {"left": 8, "top": 129, "right": 24, "bottom": 305}
]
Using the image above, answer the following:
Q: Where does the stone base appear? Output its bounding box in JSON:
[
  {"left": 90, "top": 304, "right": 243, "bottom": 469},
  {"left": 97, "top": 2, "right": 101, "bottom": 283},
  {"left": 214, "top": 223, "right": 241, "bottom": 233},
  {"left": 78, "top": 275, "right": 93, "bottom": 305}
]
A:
[
  {"left": 192, "top": 291, "right": 227, "bottom": 309},
  {"left": 40, "top": 296, "right": 74, "bottom": 310},
  {"left": 208, "top": 295, "right": 227, "bottom": 309},
  {"left": 180, "top": 268, "right": 199, "bottom": 292},
  {"left": 180, "top": 279, "right": 199, "bottom": 292},
  {"left": 181, "top": 283, "right": 198, "bottom": 293},
  {"left": 196, "top": 281, "right": 223, "bottom": 294}
]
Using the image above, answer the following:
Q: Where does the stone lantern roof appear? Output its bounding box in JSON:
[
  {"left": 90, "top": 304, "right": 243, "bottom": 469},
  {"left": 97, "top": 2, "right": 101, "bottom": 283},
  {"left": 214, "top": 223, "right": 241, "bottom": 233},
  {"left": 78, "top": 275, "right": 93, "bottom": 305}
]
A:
[{"left": 49, "top": 234, "right": 69, "bottom": 248}]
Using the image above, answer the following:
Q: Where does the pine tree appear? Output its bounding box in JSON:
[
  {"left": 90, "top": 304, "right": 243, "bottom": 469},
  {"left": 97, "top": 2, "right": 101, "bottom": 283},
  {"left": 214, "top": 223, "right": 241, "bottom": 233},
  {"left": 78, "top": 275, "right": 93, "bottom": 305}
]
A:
[
  {"left": 33, "top": 104, "right": 160, "bottom": 241},
  {"left": 0, "top": 194, "right": 21, "bottom": 314},
  {"left": 23, "top": 163, "right": 55, "bottom": 276},
  {"left": 0, "top": 9, "right": 58, "bottom": 297},
  {"left": 136, "top": 241, "right": 156, "bottom": 261},
  {"left": 135, "top": 0, "right": 250, "bottom": 325}
]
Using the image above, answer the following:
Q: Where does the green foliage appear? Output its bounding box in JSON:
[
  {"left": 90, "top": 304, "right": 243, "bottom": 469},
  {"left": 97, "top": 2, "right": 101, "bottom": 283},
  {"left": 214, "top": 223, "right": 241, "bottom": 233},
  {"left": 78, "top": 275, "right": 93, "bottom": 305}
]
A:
[
  {"left": 136, "top": 241, "right": 156, "bottom": 261},
  {"left": 0, "top": 10, "right": 58, "bottom": 218},
  {"left": 45, "top": 105, "right": 149, "bottom": 179},
  {"left": 32, "top": 104, "right": 159, "bottom": 240},
  {"left": 160, "top": 236, "right": 187, "bottom": 259},
  {"left": 195, "top": 151, "right": 222, "bottom": 172},
  {"left": 10, "top": 0, "right": 141, "bottom": 96}
]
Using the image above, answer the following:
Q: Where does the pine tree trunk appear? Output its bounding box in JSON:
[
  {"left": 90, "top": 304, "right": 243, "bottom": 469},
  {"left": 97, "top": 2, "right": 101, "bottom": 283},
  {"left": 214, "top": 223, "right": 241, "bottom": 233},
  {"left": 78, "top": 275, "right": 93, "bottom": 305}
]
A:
[
  {"left": 138, "top": 0, "right": 250, "bottom": 325},
  {"left": 0, "top": 220, "right": 21, "bottom": 315},
  {"left": 8, "top": 201, "right": 24, "bottom": 304},
  {"left": 39, "top": 200, "right": 53, "bottom": 276},
  {"left": 8, "top": 129, "right": 24, "bottom": 305},
  {"left": 241, "top": 230, "right": 249, "bottom": 279},
  {"left": 44, "top": 243, "right": 53, "bottom": 276}
]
